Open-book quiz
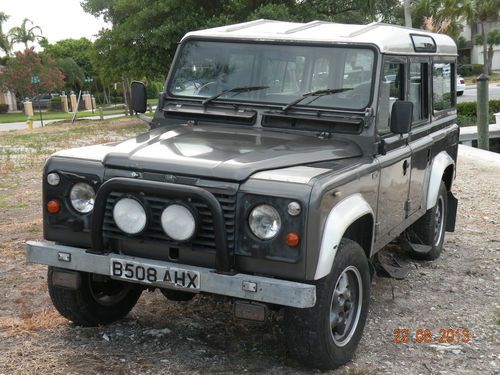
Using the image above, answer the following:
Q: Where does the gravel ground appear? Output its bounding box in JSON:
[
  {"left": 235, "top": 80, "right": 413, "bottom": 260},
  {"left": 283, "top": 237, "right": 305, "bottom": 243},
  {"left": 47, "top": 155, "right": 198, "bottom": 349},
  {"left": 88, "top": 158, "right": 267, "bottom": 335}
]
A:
[{"left": 0, "top": 122, "right": 498, "bottom": 375}]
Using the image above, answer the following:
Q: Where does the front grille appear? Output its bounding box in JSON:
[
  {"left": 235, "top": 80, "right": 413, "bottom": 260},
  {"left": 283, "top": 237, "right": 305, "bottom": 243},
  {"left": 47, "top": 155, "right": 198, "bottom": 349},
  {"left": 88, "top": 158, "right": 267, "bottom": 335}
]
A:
[{"left": 102, "top": 189, "right": 236, "bottom": 252}]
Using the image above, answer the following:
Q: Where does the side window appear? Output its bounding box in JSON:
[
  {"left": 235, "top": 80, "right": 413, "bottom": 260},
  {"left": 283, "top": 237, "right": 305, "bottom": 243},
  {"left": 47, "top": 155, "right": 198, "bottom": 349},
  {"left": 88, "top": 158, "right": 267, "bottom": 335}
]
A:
[
  {"left": 408, "top": 62, "right": 429, "bottom": 123},
  {"left": 432, "top": 63, "right": 454, "bottom": 111},
  {"left": 377, "top": 62, "right": 405, "bottom": 134}
]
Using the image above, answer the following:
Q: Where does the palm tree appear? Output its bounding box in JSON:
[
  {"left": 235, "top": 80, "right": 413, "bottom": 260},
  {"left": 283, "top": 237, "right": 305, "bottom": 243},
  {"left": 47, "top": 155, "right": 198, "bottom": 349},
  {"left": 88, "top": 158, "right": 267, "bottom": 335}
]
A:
[
  {"left": 8, "top": 18, "right": 43, "bottom": 50},
  {"left": 0, "top": 12, "right": 11, "bottom": 56},
  {"left": 460, "top": 0, "right": 500, "bottom": 75},
  {"left": 474, "top": 28, "right": 500, "bottom": 73}
]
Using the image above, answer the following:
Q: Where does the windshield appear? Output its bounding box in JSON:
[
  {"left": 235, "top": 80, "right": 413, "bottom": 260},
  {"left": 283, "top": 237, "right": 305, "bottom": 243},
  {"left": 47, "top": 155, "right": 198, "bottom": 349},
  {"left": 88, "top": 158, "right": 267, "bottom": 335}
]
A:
[{"left": 169, "top": 41, "right": 375, "bottom": 111}]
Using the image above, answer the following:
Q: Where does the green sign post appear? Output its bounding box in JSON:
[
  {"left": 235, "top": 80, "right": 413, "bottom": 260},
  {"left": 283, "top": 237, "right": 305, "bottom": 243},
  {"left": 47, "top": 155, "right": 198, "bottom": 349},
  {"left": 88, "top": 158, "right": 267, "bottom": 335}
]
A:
[
  {"left": 84, "top": 77, "right": 94, "bottom": 113},
  {"left": 31, "top": 76, "right": 43, "bottom": 127}
]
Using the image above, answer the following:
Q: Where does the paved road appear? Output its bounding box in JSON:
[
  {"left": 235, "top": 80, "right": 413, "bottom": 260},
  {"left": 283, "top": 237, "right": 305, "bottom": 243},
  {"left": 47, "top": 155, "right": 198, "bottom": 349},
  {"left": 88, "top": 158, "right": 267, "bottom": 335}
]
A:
[
  {"left": 458, "top": 82, "right": 500, "bottom": 103},
  {"left": 0, "top": 114, "right": 126, "bottom": 132}
]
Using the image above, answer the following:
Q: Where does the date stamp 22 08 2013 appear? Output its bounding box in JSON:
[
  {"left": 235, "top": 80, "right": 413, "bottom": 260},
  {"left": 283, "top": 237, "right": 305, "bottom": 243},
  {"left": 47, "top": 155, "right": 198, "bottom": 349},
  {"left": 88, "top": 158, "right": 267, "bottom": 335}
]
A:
[{"left": 392, "top": 328, "right": 470, "bottom": 344}]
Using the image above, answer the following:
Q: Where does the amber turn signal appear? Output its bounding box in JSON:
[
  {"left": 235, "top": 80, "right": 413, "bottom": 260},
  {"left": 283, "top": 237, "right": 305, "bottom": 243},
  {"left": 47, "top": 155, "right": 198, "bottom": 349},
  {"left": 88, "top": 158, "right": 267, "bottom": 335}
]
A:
[
  {"left": 285, "top": 232, "right": 300, "bottom": 247},
  {"left": 47, "top": 199, "right": 61, "bottom": 214}
]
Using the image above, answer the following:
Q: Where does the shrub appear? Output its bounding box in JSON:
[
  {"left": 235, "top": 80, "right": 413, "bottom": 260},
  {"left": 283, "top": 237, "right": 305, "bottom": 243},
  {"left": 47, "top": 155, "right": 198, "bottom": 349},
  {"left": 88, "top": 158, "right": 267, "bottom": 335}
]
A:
[
  {"left": 456, "top": 99, "right": 499, "bottom": 127},
  {"left": 48, "top": 96, "right": 62, "bottom": 112},
  {"left": 0, "top": 103, "right": 9, "bottom": 113},
  {"left": 458, "top": 64, "right": 484, "bottom": 77},
  {"left": 146, "top": 81, "right": 163, "bottom": 99}
]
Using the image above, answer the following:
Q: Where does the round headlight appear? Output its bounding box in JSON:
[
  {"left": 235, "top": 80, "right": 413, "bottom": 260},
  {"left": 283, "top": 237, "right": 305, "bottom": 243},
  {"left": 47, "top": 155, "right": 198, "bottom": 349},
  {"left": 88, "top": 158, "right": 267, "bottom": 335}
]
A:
[
  {"left": 249, "top": 204, "right": 281, "bottom": 240},
  {"left": 70, "top": 182, "right": 95, "bottom": 213},
  {"left": 161, "top": 204, "right": 196, "bottom": 241},
  {"left": 113, "top": 198, "right": 147, "bottom": 235}
]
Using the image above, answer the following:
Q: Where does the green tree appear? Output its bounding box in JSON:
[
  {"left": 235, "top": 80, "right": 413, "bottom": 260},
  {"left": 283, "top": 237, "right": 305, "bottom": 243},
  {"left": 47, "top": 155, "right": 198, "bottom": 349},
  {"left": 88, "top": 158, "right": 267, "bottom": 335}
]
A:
[
  {"left": 474, "top": 28, "right": 500, "bottom": 73},
  {"left": 56, "top": 57, "right": 85, "bottom": 92},
  {"left": 0, "top": 49, "right": 65, "bottom": 99},
  {"left": 461, "top": 0, "right": 500, "bottom": 75},
  {"left": 0, "top": 12, "right": 11, "bottom": 56},
  {"left": 8, "top": 18, "right": 43, "bottom": 50},
  {"left": 41, "top": 38, "right": 94, "bottom": 76},
  {"left": 412, "top": 0, "right": 466, "bottom": 40},
  {"left": 81, "top": 0, "right": 403, "bottom": 109}
]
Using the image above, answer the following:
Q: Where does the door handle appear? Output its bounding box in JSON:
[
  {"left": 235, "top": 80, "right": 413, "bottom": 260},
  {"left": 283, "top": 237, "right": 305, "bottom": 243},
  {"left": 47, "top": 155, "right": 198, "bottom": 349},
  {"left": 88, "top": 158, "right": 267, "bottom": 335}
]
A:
[{"left": 403, "top": 160, "right": 409, "bottom": 175}]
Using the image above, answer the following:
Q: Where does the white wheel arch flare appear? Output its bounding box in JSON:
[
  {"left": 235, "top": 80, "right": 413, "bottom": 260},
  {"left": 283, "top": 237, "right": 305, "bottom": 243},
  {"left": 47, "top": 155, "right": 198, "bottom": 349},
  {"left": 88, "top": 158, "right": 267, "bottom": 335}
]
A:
[
  {"left": 314, "top": 194, "right": 374, "bottom": 280},
  {"left": 426, "top": 151, "right": 454, "bottom": 210}
]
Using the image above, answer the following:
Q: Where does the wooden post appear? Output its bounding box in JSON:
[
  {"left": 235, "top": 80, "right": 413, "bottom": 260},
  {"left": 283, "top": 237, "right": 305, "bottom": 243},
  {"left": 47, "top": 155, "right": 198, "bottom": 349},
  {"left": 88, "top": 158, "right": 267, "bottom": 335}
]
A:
[{"left": 476, "top": 74, "right": 489, "bottom": 151}]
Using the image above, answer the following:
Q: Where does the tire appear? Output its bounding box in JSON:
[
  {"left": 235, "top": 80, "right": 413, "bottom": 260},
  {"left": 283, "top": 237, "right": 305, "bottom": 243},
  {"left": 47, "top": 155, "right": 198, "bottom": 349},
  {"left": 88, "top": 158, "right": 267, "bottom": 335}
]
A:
[
  {"left": 48, "top": 267, "right": 143, "bottom": 327},
  {"left": 284, "top": 239, "right": 371, "bottom": 370},
  {"left": 457, "top": 91, "right": 463, "bottom": 96},
  {"left": 407, "top": 181, "right": 448, "bottom": 260}
]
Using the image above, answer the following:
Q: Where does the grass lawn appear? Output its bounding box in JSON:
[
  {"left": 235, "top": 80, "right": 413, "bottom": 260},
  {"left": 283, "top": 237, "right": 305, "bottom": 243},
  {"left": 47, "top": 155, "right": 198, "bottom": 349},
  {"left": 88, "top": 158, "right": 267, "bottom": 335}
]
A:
[{"left": 0, "top": 109, "right": 128, "bottom": 124}]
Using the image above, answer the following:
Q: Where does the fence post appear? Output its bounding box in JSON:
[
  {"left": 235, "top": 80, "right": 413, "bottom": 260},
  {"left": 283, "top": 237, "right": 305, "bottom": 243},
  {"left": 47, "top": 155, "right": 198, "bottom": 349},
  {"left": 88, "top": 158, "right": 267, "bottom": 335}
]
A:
[{"left": 476, "top": 74, "right": 489, "bottom": 151}]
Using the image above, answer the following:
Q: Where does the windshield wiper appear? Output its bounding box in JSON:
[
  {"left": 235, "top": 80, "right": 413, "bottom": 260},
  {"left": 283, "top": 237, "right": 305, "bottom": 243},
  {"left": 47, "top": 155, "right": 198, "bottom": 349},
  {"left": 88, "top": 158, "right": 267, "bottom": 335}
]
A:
[
  {"left": 202, "top": 85, "right": 269, "bottom": 106},
  {"left": 282, "top": 88, "right": 352, "bottom": 111}
]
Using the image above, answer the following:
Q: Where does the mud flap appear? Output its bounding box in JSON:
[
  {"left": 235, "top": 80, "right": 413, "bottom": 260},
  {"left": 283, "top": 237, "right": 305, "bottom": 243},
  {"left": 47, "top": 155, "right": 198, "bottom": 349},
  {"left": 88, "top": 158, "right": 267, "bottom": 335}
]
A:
[{"left": 446, "top": 191, "right": 458, "bottom": 232}]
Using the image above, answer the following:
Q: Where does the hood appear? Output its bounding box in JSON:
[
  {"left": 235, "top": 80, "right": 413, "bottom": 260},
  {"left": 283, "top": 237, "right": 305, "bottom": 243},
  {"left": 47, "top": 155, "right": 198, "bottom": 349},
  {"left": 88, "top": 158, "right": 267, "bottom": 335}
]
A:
[{"left": 98, "top": 125, "right": 361, "bottom": 181}]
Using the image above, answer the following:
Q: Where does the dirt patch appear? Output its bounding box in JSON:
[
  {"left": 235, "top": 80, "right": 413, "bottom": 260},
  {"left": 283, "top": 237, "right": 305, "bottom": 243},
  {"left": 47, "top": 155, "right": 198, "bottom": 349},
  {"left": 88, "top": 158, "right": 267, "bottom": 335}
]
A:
[{"left": 0, "top": 122, "right": 498, "bottom": 374}]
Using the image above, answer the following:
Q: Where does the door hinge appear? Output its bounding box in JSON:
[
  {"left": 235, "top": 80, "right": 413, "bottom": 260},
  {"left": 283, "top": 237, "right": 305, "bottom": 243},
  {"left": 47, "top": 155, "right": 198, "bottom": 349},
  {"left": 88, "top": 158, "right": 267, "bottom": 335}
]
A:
[{"left": 404, "top": 199, "right": 412, "bottom": 216}]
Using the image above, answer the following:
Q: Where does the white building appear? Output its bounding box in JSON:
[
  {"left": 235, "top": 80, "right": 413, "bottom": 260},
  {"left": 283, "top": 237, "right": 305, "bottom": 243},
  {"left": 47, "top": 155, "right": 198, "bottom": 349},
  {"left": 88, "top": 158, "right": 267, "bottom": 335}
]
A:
[{"left": 460, "top": 20, "right": 500, "bottom": 71}]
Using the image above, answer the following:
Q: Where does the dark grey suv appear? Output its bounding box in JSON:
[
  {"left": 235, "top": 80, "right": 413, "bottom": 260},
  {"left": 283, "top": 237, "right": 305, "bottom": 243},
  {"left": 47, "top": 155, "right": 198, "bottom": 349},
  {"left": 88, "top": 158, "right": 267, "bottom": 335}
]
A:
[{"left": 27, "top": 20, "right": 459, "bottom": 370}]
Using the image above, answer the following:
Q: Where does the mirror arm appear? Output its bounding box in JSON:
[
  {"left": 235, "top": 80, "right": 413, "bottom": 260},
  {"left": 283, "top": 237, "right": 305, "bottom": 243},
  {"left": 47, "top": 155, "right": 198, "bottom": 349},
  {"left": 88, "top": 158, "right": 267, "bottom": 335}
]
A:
[{"left": 136, "top": 113, "right": 152, "bottom": 127}]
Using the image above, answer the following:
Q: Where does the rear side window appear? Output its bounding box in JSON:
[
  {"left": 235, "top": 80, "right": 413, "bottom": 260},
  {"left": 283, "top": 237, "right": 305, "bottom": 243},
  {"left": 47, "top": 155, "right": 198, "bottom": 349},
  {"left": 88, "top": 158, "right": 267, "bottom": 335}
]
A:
[
  {"left": 432, "top": 63, "right": 454, "bottom": 111},
  {"left": 409, "top": 62, "right": 429, "bottom": 123}
]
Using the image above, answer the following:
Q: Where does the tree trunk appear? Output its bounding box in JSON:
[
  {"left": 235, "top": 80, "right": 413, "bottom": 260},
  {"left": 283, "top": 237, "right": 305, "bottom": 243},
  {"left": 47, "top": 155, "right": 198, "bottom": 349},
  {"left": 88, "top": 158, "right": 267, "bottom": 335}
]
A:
[
  {"left": 488, "top": 46, "right": 493, "bottom": 74},
  {"left": 481, "top": 19, "right": 488, "bottom": 75},
  {"left": 404, "top": 0, "right": 412, "bottom": 28},
  {"left": 122, "top": 78, "right": 133, "bottom": 115}
]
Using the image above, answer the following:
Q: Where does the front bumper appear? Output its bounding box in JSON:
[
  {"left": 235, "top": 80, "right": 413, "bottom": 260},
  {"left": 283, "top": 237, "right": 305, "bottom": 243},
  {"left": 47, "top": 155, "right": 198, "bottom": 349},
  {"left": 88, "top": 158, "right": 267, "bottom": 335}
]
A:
[{"left": 26, "top": 241, "right": 316, "bottom": 308}]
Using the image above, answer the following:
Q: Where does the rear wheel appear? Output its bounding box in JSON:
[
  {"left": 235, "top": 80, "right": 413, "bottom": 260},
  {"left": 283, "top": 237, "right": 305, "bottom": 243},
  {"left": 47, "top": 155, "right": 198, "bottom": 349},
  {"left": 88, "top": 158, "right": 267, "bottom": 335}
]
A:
[
  {"left": 284, "top": 239, "right": 371, "bottom": 370},
  {"left": 48, "top": 267, "right": 142, "bottom": 326},
  {"left": 406, "top": 181, "right": 448, "bottom": 260}
]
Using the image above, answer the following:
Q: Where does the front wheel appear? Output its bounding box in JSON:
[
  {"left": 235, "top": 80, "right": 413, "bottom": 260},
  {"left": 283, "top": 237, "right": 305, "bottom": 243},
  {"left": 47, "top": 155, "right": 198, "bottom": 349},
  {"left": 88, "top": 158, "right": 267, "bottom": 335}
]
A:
[
  {"left": 48, "top": 267, "right": 143, "bottom": 327},
  {"left": 284, "top": 239, "right": 371, "bottom": 370}
]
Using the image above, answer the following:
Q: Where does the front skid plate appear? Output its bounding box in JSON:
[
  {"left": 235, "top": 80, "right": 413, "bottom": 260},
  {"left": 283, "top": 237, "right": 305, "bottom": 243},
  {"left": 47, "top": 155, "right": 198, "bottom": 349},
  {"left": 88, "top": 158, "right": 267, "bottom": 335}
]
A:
[{"left": 26, "top": 241, "right": 316, "bottom": 308}]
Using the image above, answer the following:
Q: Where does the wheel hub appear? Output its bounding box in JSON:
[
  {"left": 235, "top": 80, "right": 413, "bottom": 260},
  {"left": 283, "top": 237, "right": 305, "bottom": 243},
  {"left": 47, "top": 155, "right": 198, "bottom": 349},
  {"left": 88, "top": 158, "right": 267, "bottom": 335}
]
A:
[
  {"left": 434, "top": 196, "right": 444, "bottom": 246},
  {"left": 330, "top": 266, "right": 362, "bottom": 347}
]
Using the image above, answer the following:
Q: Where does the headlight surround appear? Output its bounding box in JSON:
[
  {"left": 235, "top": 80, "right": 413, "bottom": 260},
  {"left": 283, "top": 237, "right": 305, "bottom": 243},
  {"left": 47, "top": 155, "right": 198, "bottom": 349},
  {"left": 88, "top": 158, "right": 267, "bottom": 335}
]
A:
[
  {"left": 112, "top": 197, "right": 147, "bottom": 235},
  {"left": 70, "top": 182, "right": 95, "bottom": 213},
  {"left": 161, "top": 204, "right": 196, "bottom": 241},
  {"left": 248, "top": 204, "right": 282, "bottom": 240}
]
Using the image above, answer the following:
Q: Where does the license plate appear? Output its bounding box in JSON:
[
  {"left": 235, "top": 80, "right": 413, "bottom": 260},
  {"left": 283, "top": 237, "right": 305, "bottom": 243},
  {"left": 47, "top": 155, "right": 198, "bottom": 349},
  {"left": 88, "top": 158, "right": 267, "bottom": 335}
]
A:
[{"left": 110, "top": 258, "right": 200, "bottom": 290}]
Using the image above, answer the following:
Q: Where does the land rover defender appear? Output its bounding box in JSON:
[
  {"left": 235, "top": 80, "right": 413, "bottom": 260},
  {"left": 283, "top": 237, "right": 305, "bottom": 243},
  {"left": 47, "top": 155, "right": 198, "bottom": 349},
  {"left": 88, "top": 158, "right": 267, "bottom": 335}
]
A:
[{"left": 26, "top": 20, "right": 459, "bottom": 369}]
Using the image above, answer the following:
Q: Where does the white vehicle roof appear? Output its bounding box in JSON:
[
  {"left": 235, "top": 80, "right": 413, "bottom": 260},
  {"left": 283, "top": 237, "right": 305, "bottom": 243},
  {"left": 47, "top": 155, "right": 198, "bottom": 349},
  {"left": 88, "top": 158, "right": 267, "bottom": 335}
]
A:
[{"left": 183, "top": 19, "right": 457, "bottom": 56}]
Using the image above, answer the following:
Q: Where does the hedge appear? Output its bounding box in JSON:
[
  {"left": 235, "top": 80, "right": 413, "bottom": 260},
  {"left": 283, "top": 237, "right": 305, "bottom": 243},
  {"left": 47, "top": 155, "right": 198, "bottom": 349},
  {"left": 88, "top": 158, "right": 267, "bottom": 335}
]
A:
[
  {"left": 48, "top": 96, "right": 62, "bottom": 112},
  {"left": 458, "top": 64, "right": 484, "bottom": 77},
  {"left": 456, "top": 99, "right": 500, "bottom": 126},
  {"left": 0, "top": 103, "right": 8, "bottom": 114}
]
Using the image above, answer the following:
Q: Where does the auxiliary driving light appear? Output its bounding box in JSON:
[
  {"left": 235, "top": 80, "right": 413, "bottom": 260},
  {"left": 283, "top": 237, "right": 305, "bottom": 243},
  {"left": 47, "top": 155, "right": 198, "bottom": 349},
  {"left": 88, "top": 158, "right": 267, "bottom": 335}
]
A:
[
  {"left": 161, "top": 204, "right": 196, "bottom": 241},
  {"left": 113, "top": 198, "right": 147, "bottom": 235}
]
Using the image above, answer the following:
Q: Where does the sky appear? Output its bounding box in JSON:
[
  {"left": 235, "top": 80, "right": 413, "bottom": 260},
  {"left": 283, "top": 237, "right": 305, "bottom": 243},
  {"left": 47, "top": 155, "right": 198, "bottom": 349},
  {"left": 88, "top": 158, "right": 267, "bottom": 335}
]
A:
[{"left": 1, "top": 0, "right": 109, "bottom": 51}]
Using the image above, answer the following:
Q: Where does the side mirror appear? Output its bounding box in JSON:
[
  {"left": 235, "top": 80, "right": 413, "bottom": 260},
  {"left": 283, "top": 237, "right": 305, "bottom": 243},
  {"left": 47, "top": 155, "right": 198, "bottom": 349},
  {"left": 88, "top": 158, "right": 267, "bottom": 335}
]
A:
[
  {"left": 131, "top": 81, "right": 147, "bottom": 113},
  {"left": 390, "top": 101, "right": 413, "bottom": 134}
]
